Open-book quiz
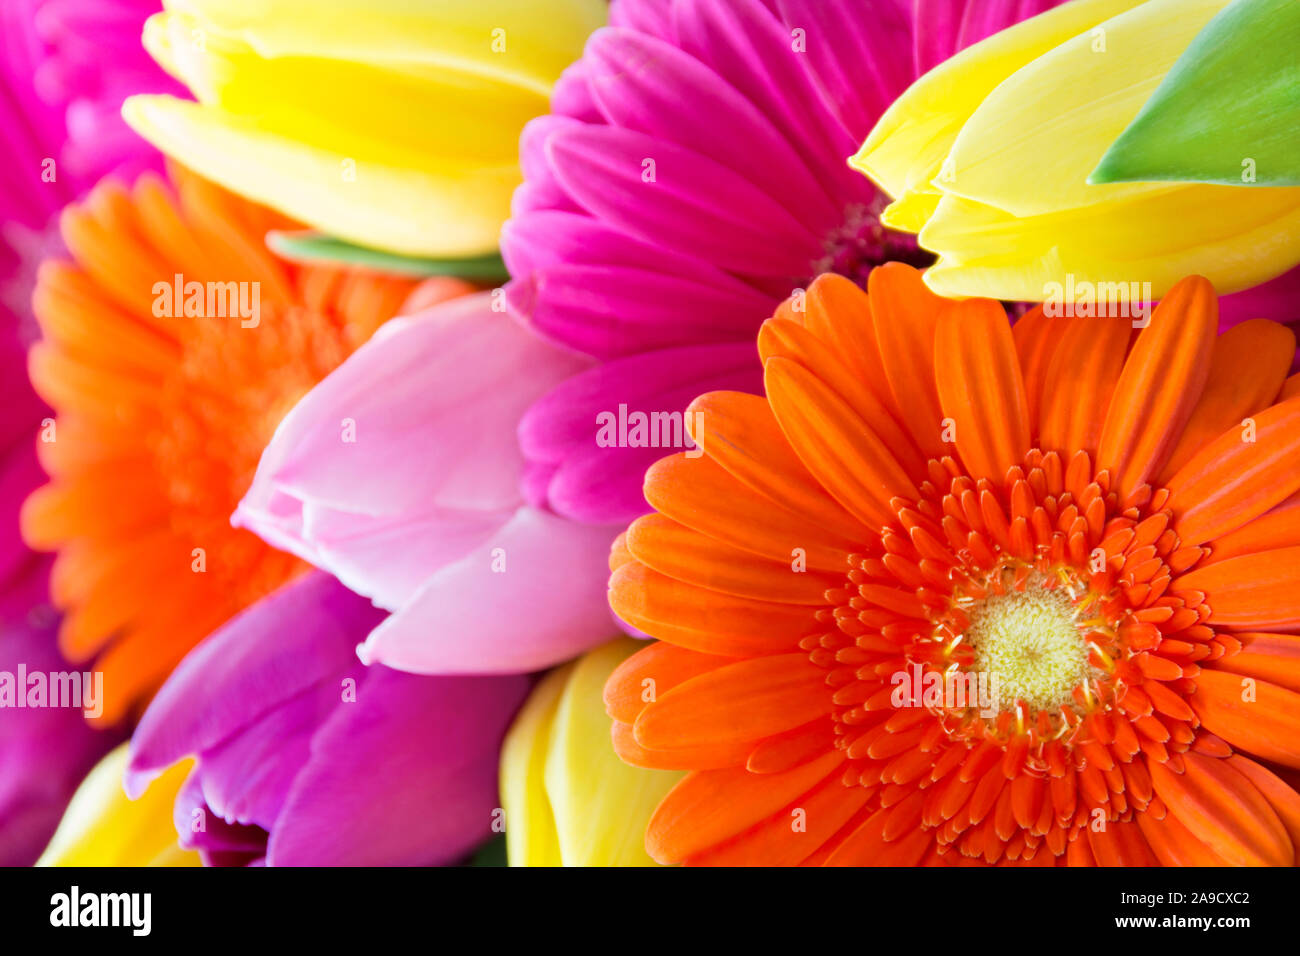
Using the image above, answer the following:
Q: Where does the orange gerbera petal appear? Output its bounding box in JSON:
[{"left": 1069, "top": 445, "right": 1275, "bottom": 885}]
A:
[
  {"left": 1037, "top": 315, "right": 1131, "bottom": 457},
  {"left": 1087, "top": 819, "right": 1159, "bottom": 867},
  {"left": 746, "top": 718, "right": 837, "bottom": 774},
  {"left": 804, "top": 274, "right": 898, "bottom": 421},
  {"left": 1137, "top": 808, "right": 1233, "bottom": 865},
  {"left": 604, "top": 641, "right": 733, "bottom": 724},
  {"left": 824, "top": 806, "right": 931, "bottom": 866},
  {"left": 1211, "top": 632, "right": 1300, "bottom": 693},
  {"left": 1204, "top": 492, "right": 1300, "bottom": 566},
  {"left": 1009, "top": 306, "right": 1059, "bottom": 429},
  {"left": 688, "top": 772, "right": 871, "bottom": 866},
  {"left": 762, "top": 275, "right": 927, "bottom": 479},
  {"left": 1191, "top": 669, "right": 1300, "bottom": 769},
  {"left": 1096, "top": 275, "right": 1217, "bottom": 499},
  {"left": 608, "top": 264, "right": 1300, "bottom": 867},
  {"left": 1177, "top": 547, "right": 1300, "bottom": 629},
  {"left": 634, "top": 654, "right": 829, "bottom": 752},
  {"left": 1158, "top": 320, "right": 1295, "bottom": 482},
  {"left": 624, "top": 513, "right": 841, "bottom": 604},
  {"left": 933, "top": 298, "right": 1029, "bottom": 483},
  {"left": 759, "top": 317, "right": 925, "bottom": 479},
  {"left": 611, "top": 719, "right": 751, "bottom": 771},
  {"left": 643, "top": 452, "right": 856, "bottom": 570},
  {"left": 866, "top": 262, "right": 947, "bottom": 459},
  {"left": 1148, "top": 751, "right": 1292, "bottom": 866},
  {"left": 645, "top": 752, "right": 844, "bottom": 865},
  {"left": 19, "top": 166, "right": 462, "bottom": 724},
  {"left": 1167, "top": 398, "right": 1300, "bottom": 546},
  {"left": 1228, "top": 755, "right": 1300, "bottom": 854},
  {"left": 608, "top": 562, "right": 814, "bottom": 658},
  {"left": 765, "top": 356, "right": 917, "bottom": 528},
  {"left": 684, "top": 390, "right": 872, "bottom": 543}
]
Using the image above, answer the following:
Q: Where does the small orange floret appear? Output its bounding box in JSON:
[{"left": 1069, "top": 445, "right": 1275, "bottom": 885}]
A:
[{"left": 21, "top": 164, "right": 469, "bottom": 724}]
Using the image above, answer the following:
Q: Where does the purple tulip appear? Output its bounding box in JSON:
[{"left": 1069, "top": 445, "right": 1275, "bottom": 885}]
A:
[{"left": 125, "top": 572, "right": 530, "bottom": 866}]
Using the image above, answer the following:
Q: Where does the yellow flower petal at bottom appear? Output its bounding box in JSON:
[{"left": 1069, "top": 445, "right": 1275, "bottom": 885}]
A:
[
  {"left": 500, "top": 666, "right": 568, "bottom": 867},
  {"left": 38, "top": 744, "right": 200, "bottom": 867},
  {"left": 501, "top": 639, "right": 684, "bottom": 866}
]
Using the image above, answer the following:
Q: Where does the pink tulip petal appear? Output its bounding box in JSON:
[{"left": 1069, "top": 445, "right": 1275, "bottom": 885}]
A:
[
  {"left": 357, "top": 506, "right": 622, "bottom": 674},
  {"left": 246, "top": 293, "right": 587, "bottom": 520}
]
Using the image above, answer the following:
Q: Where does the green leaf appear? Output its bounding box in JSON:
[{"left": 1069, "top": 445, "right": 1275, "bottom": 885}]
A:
[
  {"left": 266, "top": 230, "right": 509, "bottom": 281},
  {"left": 1090, "top": 0, "right": 1300, "bottom": 186},
  {"left": 464, "top": 833, "right": 507, "bottom": 867}
]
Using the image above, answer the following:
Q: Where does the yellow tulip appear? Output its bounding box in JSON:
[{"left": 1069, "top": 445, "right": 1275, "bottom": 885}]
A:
[
  {"left": 853, "top": 0, "right": 1300, "bottom": 302},
  {"left": 123, "top": 0, "right": 607, "bottom": 257},
  {"left": 500, "top": 638, "right": 683, "bottom": 866},
  {"left": 38, "top": 744, "right": 200, "bottom": 867}
]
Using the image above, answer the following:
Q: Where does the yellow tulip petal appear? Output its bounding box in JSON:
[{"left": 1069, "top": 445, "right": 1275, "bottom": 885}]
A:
[
  {"left": 123, "top": 95, "right": 517, "bottom": 256},
  {"left": 853, "top": 0, "right": 1142, "bottom": 206},
  {"left": 131, "top": 1, "right": 605, "bottom": 257},
  {"left": 38, "top": 744, "right": 200, "bottom": 867},
  {"left": 144, "top": 12, "right": 546, "bottom": 168},
  {"left": 920, "top": 171, "right": 1300, "bottom": 301},
  {"left": 878, "top": 185, "right": 942, "bottom": 234},
  {"left": 500, "top": 664, "right": 570, "bottom": 868},
  {"left": 501, "top": 639, "right": 684, "bottom": 866},
  {"left": 861, "top": 0, "right": 1300, "bottom": 301},
  {"left": 940, "top": 0, "right": 1232, "bottom": 217},
  {"left": 162, "top": 0, "right": 607, "bottom": 96},
  {"left": 544, "top": 639, "right": 684, "bottom": 866}
]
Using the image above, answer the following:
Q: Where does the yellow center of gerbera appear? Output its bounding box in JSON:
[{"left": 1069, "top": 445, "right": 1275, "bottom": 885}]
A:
[{"left": 966, "top": 582, "right": 1092, "bottom": 714}]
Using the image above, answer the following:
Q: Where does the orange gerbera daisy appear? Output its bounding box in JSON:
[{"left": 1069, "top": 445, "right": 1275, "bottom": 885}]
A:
[
  {"left": 21, "top": 165, "right": 462, "bottom": 725},
  {"left": 606, "top": 264, "right": 1300, "bottom": 866}
]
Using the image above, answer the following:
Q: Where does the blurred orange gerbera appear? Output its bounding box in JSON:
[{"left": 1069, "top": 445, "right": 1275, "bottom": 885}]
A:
[
  {"left": 607, "top": 264, "right": 1300, "bottom": 866},
  {"left": 21, "top": 165, "right": 462, "bottom": 725}
]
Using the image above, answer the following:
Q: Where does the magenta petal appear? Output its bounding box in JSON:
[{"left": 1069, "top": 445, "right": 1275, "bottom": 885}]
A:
[
  {"left": 503, "top": 208, "right": 738, "bottom": 284},
  {"left": 775, "top": 0, "right": 915, "bottom": 138},
  {"left": 0, "top": 557, "right": 117, "bottom": 865},
  {"left": 174, "top": 773, "right": 268, "bottom": 858},
  {"left": 547, "top": 123, "right": 821, "bottom": 275},
  {"left": 501, "top": 0, "right": 1087, "bottom": 527},
  {"left": 550, "top": 58, "right": 601, "bottom": 124},
  {"left": 585, "top": 27, "right": 840, "bottom": 225},
  {"left": 126, "top": 572, "right": 382, "bottom": 797},
  {"left": 671, "top": 0, "right": 861, "bottom": 198},
  {"left": 519, "top": 342, "right": 762, "bottom": 523},
  {"left": 188, "top": 663, "right": 362, "bottom": 833},
  {"left": 0, "top": 441, "right": 44, "bottom": 584},
  {"left": 519, "top": 263, "right": 775, "bottom": 358},
  {"left": 1218, "top": 263, "right": 1300, "bottom": 330},
  {"left": 267, "top": 669, "right": 531, "bottom": 866},
  {"left": 609, "top": 0, "right": 677, "bottom": 42},
  {"left": 513, "top": 114, "right": 586, "bottom": 218},
  {"left": 911, "top": 0, "right": 1064, "bottom": 75}
]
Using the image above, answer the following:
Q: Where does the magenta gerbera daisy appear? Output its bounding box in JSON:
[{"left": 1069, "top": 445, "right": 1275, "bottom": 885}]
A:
[{"left": 503, "top": 0, "right": 1071, "bottom": 524}]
